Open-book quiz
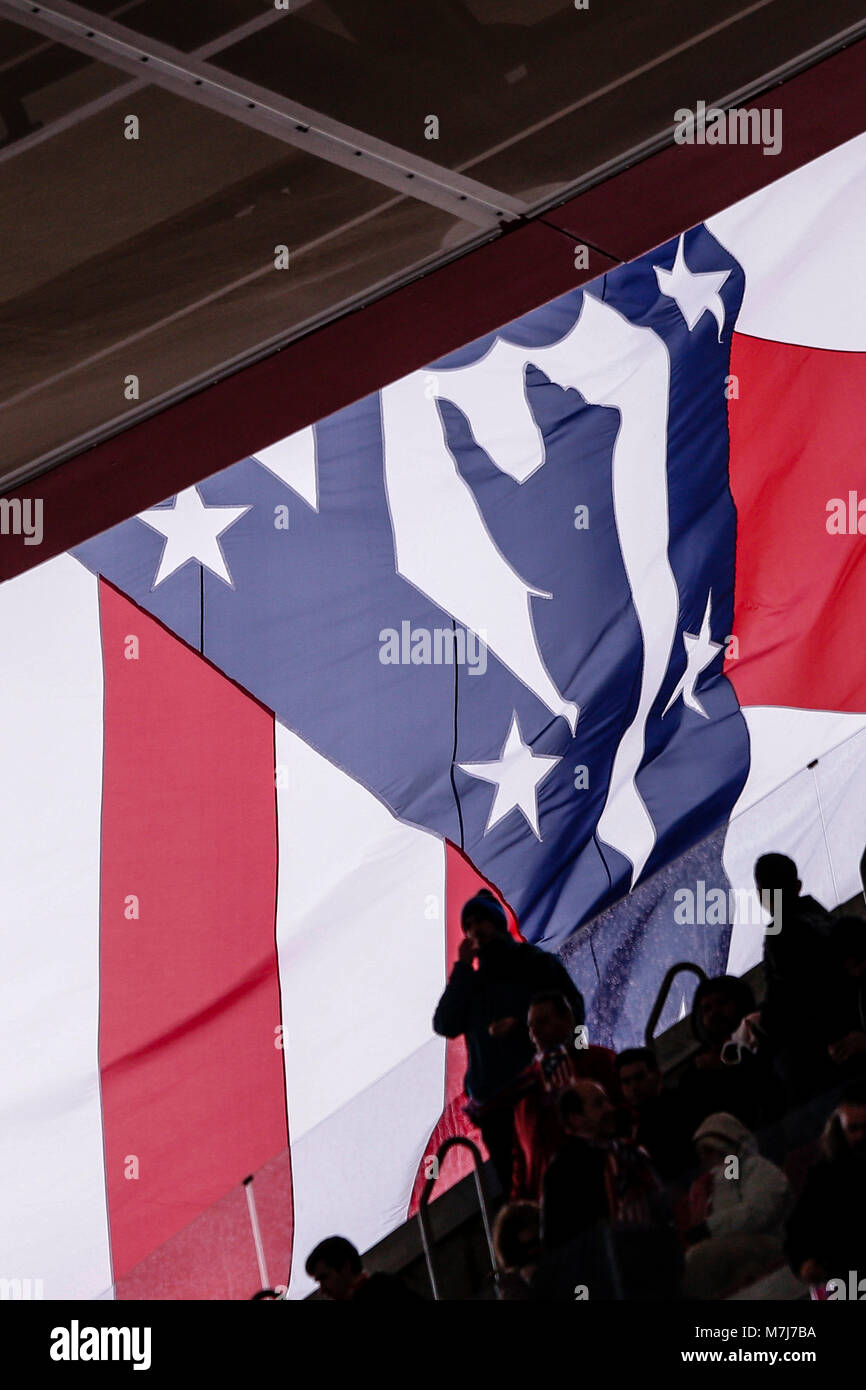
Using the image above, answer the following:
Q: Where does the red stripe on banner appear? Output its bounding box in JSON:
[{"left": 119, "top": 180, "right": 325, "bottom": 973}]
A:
[
  {"left": 113, "top": 1150, "right": 293, "bottom": 1301},
  {"left": 408, "top": 844, "right": 519, "bottom": 1215},
  {"left": 98, "top": 581, "right": 292, "bottom": 1295},
  {"left": 725, "top": 333, "right": 866, "bottom": 712}
]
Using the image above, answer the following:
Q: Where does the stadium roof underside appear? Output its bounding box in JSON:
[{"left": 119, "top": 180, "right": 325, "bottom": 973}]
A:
[{"left": 0, "top": 0, "right": 865, "bottom": 577}]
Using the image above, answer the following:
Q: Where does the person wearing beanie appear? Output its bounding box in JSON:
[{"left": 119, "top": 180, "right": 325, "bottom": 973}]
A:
[
  {"left": 682, "top": 1112, "right": 792, "bottom": 1299},
  {"left": 432, "top": 889, "right": 583, "bottom": 1192}
]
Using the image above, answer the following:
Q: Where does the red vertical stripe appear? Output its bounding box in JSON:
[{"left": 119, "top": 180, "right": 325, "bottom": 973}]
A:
[
  {"left": 726, "top": 332, "right": 866, "bottom": 712},
  {"left": 113, "top": 1150, "right": 293, "bottom": 1301},
  {"left": 98, "top": 581, "right": 291, "bottom": 1294},
  {"left": 408, "top": 844, "right": 519, "bottom": 1214}
]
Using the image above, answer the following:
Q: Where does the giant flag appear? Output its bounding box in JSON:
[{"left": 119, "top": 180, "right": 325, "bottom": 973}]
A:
[{"left": 1, "top": 131, "right": 865, "bottom": 1301}]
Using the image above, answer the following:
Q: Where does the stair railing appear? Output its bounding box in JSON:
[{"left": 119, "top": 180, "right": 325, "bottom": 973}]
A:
[
  {"left": 417, "top": 1136, "right": 498, "bottom": 1300},
  {"left": 644, "top": 961, "right": 707, "bottom": 1046}
]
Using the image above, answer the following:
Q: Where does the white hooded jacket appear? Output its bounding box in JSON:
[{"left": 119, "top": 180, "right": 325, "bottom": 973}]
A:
[{"left": 693, "top": 1112, "right": 792, "bottom": 1239}]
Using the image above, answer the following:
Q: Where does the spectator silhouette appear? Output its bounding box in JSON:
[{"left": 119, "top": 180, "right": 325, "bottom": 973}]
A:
[
  {"left": 542, "top": 1082, "right": 679, "bottom": 1298},
  {"left": 755, "top": 853, "right": 834, "bottom": 1105},
  {"left": 677, "top": 975, "right": 776, "bottom": 1130},
  {"left": 824, "top": 916, "right": 866, "bottom": 1082},
  {"left": 433, "top": 889, "right": 582, "bottom": 1192},
  {"left": 785, "top": 1081, "right": 866, "bottom": 1289},
  {"left": 493, "top": 1201, "right": 543, "bottom": 1300},
  {"left": 510, "top": 991, "right": 618, "bottom": 1201},
  {"left": 305, "top": 1236, "right": 422, "bottom": 1302},
  {"left": 616, "top": 1046, "right": 693, "bottom": 1182},
  {"left": 682, "top": 1112, "right": 791, "bottom": 1299},
  {"left": 540, "top": 1081, "right": 617, "bottom": 1250}
]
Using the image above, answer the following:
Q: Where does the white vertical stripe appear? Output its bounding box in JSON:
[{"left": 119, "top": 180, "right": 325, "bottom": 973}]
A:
[
  {"left": 730, "top": 705, "right": 866, "bottom": 820},
  {"left": 724, "top": 708, "right": 866, "bottom": 976},
  {"left": 289, "top": 1039, "right": 443, "bottom": 1299},
  {"left": 274, "top": 723, "right": 446, "bottom": 1297},
  {"left": 0, "top": 554, "right": 112, "bottom": 1299},
  {"left": 707, "top": 131, "right": 866, "bottom": 351}
]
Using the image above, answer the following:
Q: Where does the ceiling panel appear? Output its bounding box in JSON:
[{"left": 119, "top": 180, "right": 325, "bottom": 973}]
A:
[
  {"left": 0, "top": 0, "right": 863, "bottom": 488},
  {"left": 222, "top": 0, "right": 866, "bottom": 201},
  {"left": 0, "top": 78, "right": 480, "bottom": 469}
]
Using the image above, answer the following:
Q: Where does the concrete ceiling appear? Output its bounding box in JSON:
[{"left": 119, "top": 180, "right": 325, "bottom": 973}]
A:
[{"left": 0, "top": 0, "right": 864, "bottom": 487}]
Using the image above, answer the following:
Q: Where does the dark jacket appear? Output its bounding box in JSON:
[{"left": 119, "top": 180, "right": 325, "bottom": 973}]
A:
[
  {"left": 511, "top": 1045, "right": 619, "bottom": 1200},
  {"left": 351, "top": 1272, "right": 423, "bottom": 1303},
  {"left": 826, "top": 973, "right": 866, "bottom": 1039},
  {"left": 540, "top": 1136, "right": 610, "bottom": 1249},
  {"left": 677, "top": 976, "right": 775, "bottom": 1130},
  {"left": 762, "top": 896, "right": 837, "bottom": 1103},
  {"left": 762, "top": 894, "right": 832, "bottom": 1043},
  {"left": 432, "top": 937, "right": 583, "bottom": 1103},
  {"left": 631, "top": 1088, "right": 695, "bottom": 1183},
  {"left": 677, "top": 1052, "right": 774, "bottom": 1133},
  {"left": 784, "top": 1150, "right": 866, "bottom": 1280},
  {"left": 541, "top": 1138, "right": 680, "bottom": 1297}
]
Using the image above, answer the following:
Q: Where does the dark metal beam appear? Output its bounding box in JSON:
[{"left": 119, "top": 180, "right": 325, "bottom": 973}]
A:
[{"left": 0, "top": 0, "right": 527, "bottom": 226}]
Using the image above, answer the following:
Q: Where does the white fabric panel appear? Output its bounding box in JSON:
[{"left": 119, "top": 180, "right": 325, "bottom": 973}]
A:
[
  {"left": 810, "top": 734, "right": 866, "bottom": 905},
  {"left": 724, "top": 714, "right": 866, "bottom": 976},
  {"left": 254, "top": 426, "right": 318, "bottom": 510},
  {"left": 732, "top": 705, "right": 866, "bottom": 819},
  {"left": 0, "top": 555, "right": 112, "bottom": 1299},
  {"left": 287, "top": 1039, "right": 443, "bottom": 1298},
  {"left": 274, "top": 723, "right": 446, "bottom": 1292},
  {"left": 707, "top": 131, "right": 866, "bottom": 351}
]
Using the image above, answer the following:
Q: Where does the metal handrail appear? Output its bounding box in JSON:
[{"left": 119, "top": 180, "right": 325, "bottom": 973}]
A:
[
  {"left": 417, "top": 1137, "right": 497, "bottom": 1301},
  {"left": 644, "top": 961, "right": 707, "bottom": 1046}
]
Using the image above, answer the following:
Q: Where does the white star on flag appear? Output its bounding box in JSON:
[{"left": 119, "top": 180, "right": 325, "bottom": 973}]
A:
[
  {"left": 137, "top": 486, "right": 251, "bottom": 588},
  {"left": 654, "top": 235, "right": 730, "bottom": 340},
  {"left": 662, "top": 592, "right": 722, "bottom": 720},
  {"left": 459, "top": 712, "right": 560, "bottom": 840}
]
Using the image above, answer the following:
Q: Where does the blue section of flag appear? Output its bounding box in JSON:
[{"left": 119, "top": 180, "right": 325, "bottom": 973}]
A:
[
  {"left": 74, "top": 224, "right": 751, "bottom": 1046},
  {"left": 561, "top": 825, "right": 735, "bottom": 1051}
]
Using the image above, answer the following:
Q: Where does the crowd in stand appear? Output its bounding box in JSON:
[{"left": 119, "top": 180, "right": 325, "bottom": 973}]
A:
[{"left": 298, "top": 855, "right": 866, "bottom": 1301}]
